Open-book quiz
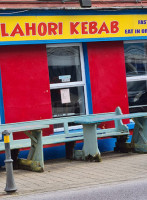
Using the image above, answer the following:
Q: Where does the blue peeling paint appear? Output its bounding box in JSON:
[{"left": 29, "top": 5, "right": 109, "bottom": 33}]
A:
[
  {"left": 82, "top": 43, "right": 93, "bottom": 114},
  {"left": 127, "top": 122, "right": 135, "bottom": 130}
]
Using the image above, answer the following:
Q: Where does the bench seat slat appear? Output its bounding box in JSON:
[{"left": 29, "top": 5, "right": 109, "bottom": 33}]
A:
[
  {"left": 0, "top": 125, "right": 49, "bottom": 133},
  {"left": 74, "top": 112, "right": 147, "bottom": 124}
]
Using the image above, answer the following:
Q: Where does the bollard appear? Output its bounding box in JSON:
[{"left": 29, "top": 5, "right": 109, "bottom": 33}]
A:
[{"left": 2, "top": 130, "right": 17, "bottom": 193}]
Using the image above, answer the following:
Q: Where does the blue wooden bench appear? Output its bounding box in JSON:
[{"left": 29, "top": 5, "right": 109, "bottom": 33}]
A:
[
  {"left": 0, "top": 107, "right": 147, "bottom": 172},
  {"left": 0, "top": 123, "right": 50, "bottom": 172},
  {"left": 74, "top": 107, "right": 147, "bottom": 161}
]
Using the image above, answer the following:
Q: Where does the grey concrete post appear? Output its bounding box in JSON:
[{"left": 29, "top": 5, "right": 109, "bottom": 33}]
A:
[{"left": 2, "top": 130, "right": 17, "bottom": 193}]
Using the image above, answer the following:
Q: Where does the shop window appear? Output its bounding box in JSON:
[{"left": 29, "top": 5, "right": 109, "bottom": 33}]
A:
[
  {"left": 124, "top": 42, "right": 147, "bottom": 112},
  {"left": 47, "top": 44, "right": 88, "bottom": 129}
]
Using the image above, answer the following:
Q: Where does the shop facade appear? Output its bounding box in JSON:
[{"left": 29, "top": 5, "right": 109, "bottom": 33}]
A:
[{"left": 0, "top": 8, "right": 147, "bottom": 161}]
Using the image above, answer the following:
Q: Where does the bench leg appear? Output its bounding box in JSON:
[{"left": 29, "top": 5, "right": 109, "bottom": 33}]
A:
[
  {"left": 114, "top": 135, "right": 131, "bottom": 153},
  {"left": 18, "top": 130, "right": 44, "bottom": 172},
  {"left": 11, "top": 149, "right": 19, "bottom": 170},
  {"left": 131, "top": 117, "right": 147, "bottom": 153},
  {"left": 65, "top": 141, "right": 76, "bottom": 159},
  {"left": 74, "top": 124, "right": 101, "bottom": 162}
]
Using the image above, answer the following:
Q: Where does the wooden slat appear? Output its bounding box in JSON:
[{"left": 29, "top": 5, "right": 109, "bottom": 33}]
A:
[
  {"left": 74, "top": 113, "right": 147, "bottom": 124},
  {"left": 0, "top": 124, "right": 49, "bottom": 133}
]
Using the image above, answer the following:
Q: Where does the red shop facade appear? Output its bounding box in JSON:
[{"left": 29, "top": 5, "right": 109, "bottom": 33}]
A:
[{"left": 0, "top": 9, "right": 147, "bottom": 164}]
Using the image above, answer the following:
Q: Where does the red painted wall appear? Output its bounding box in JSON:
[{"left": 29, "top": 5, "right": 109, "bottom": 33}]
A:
[
  {"left": 0, "top": 44, "right": 53, "bottom": 138},
  {"left": 87, "top": 41, "right": 129, "bottom": 128}
]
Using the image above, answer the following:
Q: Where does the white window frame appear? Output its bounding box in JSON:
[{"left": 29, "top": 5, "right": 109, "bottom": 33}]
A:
[
  {"left": 46, "top": 43, "right": 89, "bottom": 131},
  {"left": 124, "top": 40, "right": 147, "bottom": 109}
]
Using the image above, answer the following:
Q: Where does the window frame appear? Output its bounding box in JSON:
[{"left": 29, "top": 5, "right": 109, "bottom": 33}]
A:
[
  {"left": 46, "top": 43, "right": 89, "bottom": 131},
  {"left": 124, "top": 40, "right": 147, "bottom": 111}
]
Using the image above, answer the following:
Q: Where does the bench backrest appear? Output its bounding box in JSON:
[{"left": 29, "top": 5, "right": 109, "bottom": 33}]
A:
[{"left": 0, "top": 108, "right": 122, "bottom": 136}]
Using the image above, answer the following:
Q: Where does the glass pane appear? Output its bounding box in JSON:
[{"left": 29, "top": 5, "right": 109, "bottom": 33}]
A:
[
  {"left": 51, "top": 86, "right": 86, "bottom": 118},
  {"left": 127, "top": 80, "right": 147, "bottom": 111},
  {"left": 47, "top": 46, "right": 82, "bottom": 84},
  {"left": 124, "top": 43, "right": 147, "bottom": 77}
]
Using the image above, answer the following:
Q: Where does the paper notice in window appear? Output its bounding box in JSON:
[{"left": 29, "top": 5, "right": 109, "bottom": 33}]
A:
[
  {"left": 59, "top": 75, "right": 71, "bottom": 83},
  {"left": 60, "top": 89, "right": 71, "bottom": 104}
]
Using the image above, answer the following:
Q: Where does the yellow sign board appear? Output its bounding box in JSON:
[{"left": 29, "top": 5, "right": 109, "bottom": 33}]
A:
[{"left": 0, "top": 14, "right": 146, "bottom": 43}]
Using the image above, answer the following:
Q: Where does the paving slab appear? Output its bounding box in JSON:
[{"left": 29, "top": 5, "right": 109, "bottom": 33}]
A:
[{"left": 0, "top": 152, "right": 147, "bottom": 199}]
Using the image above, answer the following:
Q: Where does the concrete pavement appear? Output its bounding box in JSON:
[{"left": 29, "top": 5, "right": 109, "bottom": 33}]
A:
[
  {"left": 0, "top": 152, "right": 147, "bottom": 199},
  {"left": 6, "top": 179, "right": 147, "bottom": 200}
]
